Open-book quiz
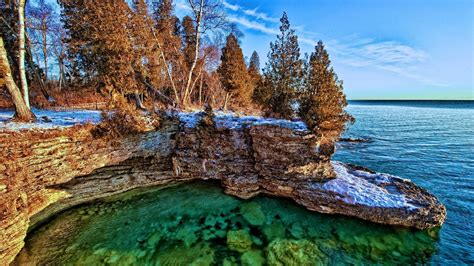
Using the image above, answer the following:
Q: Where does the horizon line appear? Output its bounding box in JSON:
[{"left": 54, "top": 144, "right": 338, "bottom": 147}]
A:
[{"left": 348, "top": 99, "right": 474, "bottom": 101}]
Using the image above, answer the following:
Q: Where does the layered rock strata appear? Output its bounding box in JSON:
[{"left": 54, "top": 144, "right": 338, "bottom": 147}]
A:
[{"left": 0, "top": 111, "right": 446, "bottom": 264}]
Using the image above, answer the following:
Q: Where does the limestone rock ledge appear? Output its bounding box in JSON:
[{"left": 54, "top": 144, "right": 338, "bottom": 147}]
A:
[{"left": 0, "top": 112, "right": 446, "bottom": 264}]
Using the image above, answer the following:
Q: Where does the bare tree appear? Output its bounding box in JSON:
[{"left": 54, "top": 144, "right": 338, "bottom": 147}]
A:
[
  {"left": 18, "top": 0, "right": 30, "bottom": 108},
  {"left": 0, "top": 36, "right": 35, "bottom": 121},
  {"left": 27, "top": 0, "right": 54, "bottom": 81},
  {"left": 182, "top": 0, "right": 228, "bottom": 106}
]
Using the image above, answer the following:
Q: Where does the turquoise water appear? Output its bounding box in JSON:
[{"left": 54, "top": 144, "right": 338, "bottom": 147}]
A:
[
  {"left": 16, "top": 182, "right": 440, "bottom": 265},
  {"left": 15, "top": 101, "right": 473, "bottom": 265},
  {"left": 336, "top": 100, "right": 474, "bottom": 264}
]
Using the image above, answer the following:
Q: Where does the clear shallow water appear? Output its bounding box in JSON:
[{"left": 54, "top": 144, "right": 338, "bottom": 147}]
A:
[
  {"left": 16, "top": 182, "right": 439, "bottom": 265},
  {"left": 336, "top": 100, "right": 474, "bottom": 264},
  {"left": 15, "top": 101, "right": 473, "bottom": 265}
]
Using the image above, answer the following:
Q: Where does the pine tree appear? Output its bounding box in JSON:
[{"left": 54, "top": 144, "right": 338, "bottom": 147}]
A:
[
  {"left": 248, "top": 51, "right": 262, "bottom": 102},
  {"left": 153, "top": 0, "right": 181, "bottom": 72},
  {"left": 58, "top": 0, "right": 137, "bottom": 97},
  {"left": 129, "top": 0, "right": 158, "bottom": 108},
  {"left": 153, "top": 0, "right": 182, "bottom": 102},
  {"left": 259, "top": 12, "right": 303, "bottom": 118},
  {"left": 181, "top": 16, "right": 197, "bottom": 70},
  {"left": 300, "top": 41, "right": 353, "bottom": 140},
  {"left": 154, "top": 0, "right": 181, "bottom": 39},
  {"left": 248, "top": 51, "right": 260, "bottom": 75},
  {"left": 218, "top": 34, "right": 252, "bottom": 109}
]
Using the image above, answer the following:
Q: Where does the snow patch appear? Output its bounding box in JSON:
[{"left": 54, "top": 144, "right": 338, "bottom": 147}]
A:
[
  {"left": 176, "top": 111, "right": 309, "bottom": 132},
  {"left": 319, "top": 162, "right": 417, "bottom": 210},
  {"left": 0, "top": 109, "right": 101, "bottom": 131}
]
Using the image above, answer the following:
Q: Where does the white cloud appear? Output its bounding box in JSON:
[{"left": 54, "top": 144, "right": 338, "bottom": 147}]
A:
[
  {"left": 223, "top": 1, "right": 279, "bottom": 23},
  {"left": 320, "top": 38, "right": 448, "bottom": 86},
  {"left": 174, "top": 0, "right": 191, "bottom": 11},
  {"left": 223, "top": 1, "right": 240, "bottom": 11},
  {"left": 176, "top": 0, "right": 446, "bottom": 87},
  {"left": 228, "top": 15, "right": 278, "bottom": 35}
]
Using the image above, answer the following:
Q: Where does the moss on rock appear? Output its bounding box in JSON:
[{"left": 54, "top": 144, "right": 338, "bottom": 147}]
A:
[
  {"left": 266, "top": 239, "right": 326, "bottom": 266},
  {"left": 227, "top": 230, "right": 253, "bottom": 253}
]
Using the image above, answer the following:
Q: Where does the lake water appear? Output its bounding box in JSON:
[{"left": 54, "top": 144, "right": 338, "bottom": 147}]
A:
[
  {"left": 335, "top": 100, "right": 474, "bottom": 264},
  {"left": 15, "top": 101, "right": 474, "bottom": 265}
]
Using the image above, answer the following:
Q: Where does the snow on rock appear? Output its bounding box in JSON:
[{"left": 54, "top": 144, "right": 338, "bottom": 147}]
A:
[
  {"left": 0, "top": 109, "right": 101, "bottom": 131},
  {"left": 318, "top": 162, "right": 418, "bottom": 210},
  {"left": 176, "top": 110, "right": 309, "bottom": 132}
]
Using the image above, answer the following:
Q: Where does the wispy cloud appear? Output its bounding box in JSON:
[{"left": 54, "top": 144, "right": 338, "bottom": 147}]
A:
[
  {"left": 222, "top": 1, "right": 240, "bottom": 11},
  {"left": 223, "top": 1, "right": 279, "bottom": 23},
  {"left": 321, "top": 37, "right": 448, "bottom": 86},
  {"left": 228, "top": 15, "right": 278, "bottom": 35},
  {"left": 174, "top": 0, "right": 192, "bottom": 11},
  {"left": 177, "top": 0, "right": 446, "bottom": 87}
]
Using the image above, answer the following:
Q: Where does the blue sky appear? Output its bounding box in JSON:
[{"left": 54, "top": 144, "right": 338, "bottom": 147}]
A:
[{"left": 178, "top": 0, "right": 473, "bottom": 100}]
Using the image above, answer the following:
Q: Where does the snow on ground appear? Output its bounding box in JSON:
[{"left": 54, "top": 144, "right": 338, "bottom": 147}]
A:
[
  {"left": 0, "top": 109, "right": 101, "bottom": 131},
  {"left": 176, "top": 111, "right": 309, "bottom": 132},
  {"left": 0, "top": 108, "right": 307, "bottom": 133},
  {"left": 318, "top": 162, "right": 418, "bottom": 210}
]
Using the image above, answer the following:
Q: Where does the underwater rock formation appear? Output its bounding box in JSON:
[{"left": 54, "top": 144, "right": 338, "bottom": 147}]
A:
[
  {"left": 266, "top": 239, "right": 327, "bottom": 265},
  {"left": 0, "top": 111, "right": 446, "bottom": 264}
]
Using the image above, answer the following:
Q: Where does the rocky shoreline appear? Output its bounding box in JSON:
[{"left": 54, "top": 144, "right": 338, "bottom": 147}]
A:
[{"left": 0, "top": 111, "right": 446, "bottom": 264}]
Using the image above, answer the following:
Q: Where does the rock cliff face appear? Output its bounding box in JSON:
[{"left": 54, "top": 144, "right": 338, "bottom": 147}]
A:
[{"left": 0, "top": 111, "right": 446, "bottom": 264}]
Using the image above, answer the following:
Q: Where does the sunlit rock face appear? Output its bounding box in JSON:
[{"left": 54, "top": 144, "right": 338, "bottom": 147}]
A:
[{"left": 0, "top": 111, "right": 445, "bottom": 264}]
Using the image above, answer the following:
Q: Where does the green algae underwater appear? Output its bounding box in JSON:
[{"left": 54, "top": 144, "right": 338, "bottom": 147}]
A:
[{"left": 15, "top": 181, "right": 440, "bottom": 265}]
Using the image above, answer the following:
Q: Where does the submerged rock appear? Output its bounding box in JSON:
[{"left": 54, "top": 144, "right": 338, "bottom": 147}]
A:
[
  {"left": 262, "top": 221, "right": 286, "bottom": 241},
  {"left": 154, "top": 243, "right": 215, "bottom": 265},
  {"left": 240, "top": 202, "right": 266, "bottom": 226},
  {"left": 241, "top": 250, "right": 265, "bottom": 266},
  {"left": 227, "top": 230, "right": 253, "bottom": 253},
  {"left": 266, "top": 239, "right": 326, "bottom": 265}
]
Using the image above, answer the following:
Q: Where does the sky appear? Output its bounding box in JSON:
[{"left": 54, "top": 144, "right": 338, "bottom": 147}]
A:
[{"left": 177, "top": 0, "right": 473, "bottom": 100}]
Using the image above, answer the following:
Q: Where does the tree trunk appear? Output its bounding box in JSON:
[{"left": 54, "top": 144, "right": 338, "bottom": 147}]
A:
[
  {"left": 198, "top": 74, "right": 203, "bottom": 106},
  {"left": 42, "top": 26, "right": 48, "bottom": 81},
  {"left": 134, "top": 90, "right": 146, "bottom": 110},
  {"left": 18, "top": 0, "right": 30, "bottom": 108},
  {"left": 58, "top": 51, "right": 65, "bottom": 92},
  {"left": 151, "top": 29, "right": 180, "bottom": 105},
  {"left": 0, "top": 37, "right": 36, "bottom": 121},
  {"left": 26, "top": 33, "right": 51, "bottom": 101},
  {"left": 223, "top": 93, "right": 230, "bottom": 111},
  {"left": 183, "top": 0, "right": 204, "bottom": 107}
]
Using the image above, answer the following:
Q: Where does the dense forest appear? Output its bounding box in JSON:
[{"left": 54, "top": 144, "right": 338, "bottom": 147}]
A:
[{"left": 1, "top": 0, "right": 352, "bottom": 141}]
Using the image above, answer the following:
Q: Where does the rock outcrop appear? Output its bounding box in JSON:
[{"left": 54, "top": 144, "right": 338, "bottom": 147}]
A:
[{"left": 0, "top": 111, "right": 446, "bottom": 264}]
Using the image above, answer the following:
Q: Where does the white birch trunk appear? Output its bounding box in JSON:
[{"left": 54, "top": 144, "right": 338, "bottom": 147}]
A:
[
  {"left": 0, "top": 37, "right": 35, "bottom": 121},
  {"left": 183, "top": 0, "right": 204, "bottom": 106},
  {"left": 18, "top": 0, "right": 30, "bottom": 108}
]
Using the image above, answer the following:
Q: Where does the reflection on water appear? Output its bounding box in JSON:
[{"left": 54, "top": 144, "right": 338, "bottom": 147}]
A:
[{"left": 16, "top": 181, "right": 439, "bottom": 265}]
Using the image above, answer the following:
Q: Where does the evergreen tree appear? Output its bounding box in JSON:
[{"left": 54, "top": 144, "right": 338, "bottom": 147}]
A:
[
  {"left": 153, "top": 0, "right": 181, "bottom": 67},
  {"left": 218, "top": 34, "right": 252, "bottom": 109},
  {"left": 248, "top": 51, "right": 260, "bottom": 74},
  {"left": 181, "top": 15, "right": 197, "bottom": 70},
  {"left": 154, "top": 0, "right": 181, "bottom": 37},
  {"left": 58, "top": 0, "right": 137, "bottom": 96},
  {"left": 248, "top": 51, "right": 262, "bottom": 102},
  {"left": 129, "top": 0, "right": 158, "bottom": 108},
  {"left": 259, "top": 12, "right": 303, "bottom": 118},
  {"left": 300, "top": 40, "right": 353, "bottom": 140}
]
